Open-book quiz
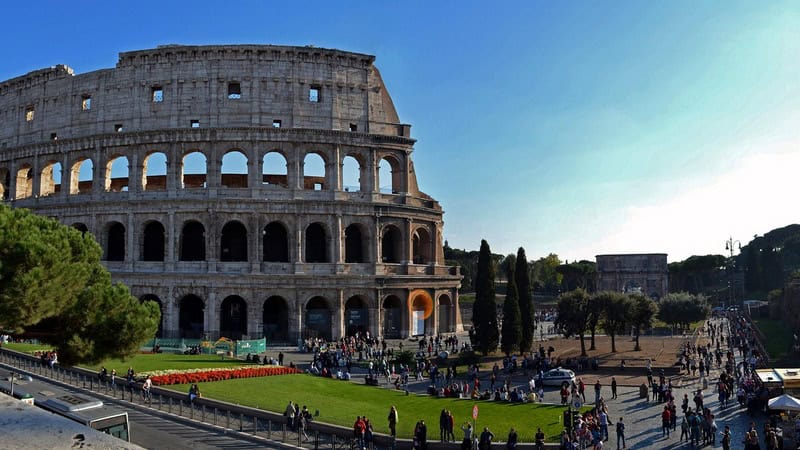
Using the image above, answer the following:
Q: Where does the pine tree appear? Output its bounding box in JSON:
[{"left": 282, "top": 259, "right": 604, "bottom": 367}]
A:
[
  {"left": 501, "top": 257, "right": 522, "bottom": 355},
  {"left": 515, "top": 247, "right": 534, "bottom": 352},
  {"left": 472, "top": 239, "right": 499, "bottom": 354}
]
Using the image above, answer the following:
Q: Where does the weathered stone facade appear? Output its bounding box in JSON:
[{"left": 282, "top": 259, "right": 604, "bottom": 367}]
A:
[
  {"left": 595, "top": 253, "right": 668, "bottom": 299},
  {"left": 0, "top": 44, "right": 462, "bottom": 342}
]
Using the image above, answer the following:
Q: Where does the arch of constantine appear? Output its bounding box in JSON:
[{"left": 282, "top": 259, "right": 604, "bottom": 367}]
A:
[{"left": 0, "top": 44, "right": 462, "bottom": 342}]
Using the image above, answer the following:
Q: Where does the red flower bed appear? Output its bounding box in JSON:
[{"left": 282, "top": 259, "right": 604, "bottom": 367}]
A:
[{"left": 151, "top": 366, "right": 302, "bottom": 385}]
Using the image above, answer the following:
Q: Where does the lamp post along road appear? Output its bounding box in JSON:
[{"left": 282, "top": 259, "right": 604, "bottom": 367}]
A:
[{"left": 725, "top": 236, "right": 742, "bottom": 307}]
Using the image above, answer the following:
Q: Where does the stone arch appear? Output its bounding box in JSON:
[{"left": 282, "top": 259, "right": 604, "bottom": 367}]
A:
[
  {"left": 105, "top": 221, "right": 126, "bottom": 261},
  {"left": 141, "top": 220, "right": 166, "bottom": 261},
  {"left": 303, "top": 152, "right": 326, "bottom": 190},
  {"left": 220, "top": 295, "right": 248, "bottom": 340},
  {"left": 178, "top": 294, "right": 205, "bottom": 339},
  {"left": 180, "top": 220, "right": 206, "bottom": 261},
  {"left": 304, "top": 296, "right": 332, "bottom": 340},
  {"left": 382, "top": 295, "right": 403, "bottom": 338},
  {"left": 412, "top": 227, "right": 432, "bottom": 264},
  {"left": 305, "top": 222, "right": 328, "bottom": 263},
  {"left": 0, "top": 167, "right": 9, "bottom": 201},
  {"left": 221, "top": 149, "right": 248, "bottom": 188},
  {"left": 378, "top": 155, "right": 402, "bottom": 194},
  {"left": 39, "top": 161, "right": 62, "bottom": 197},
  {"left": 344, "top": 295, "right": 369, "bottom": 336},
  {"left": 142, "top": 151, "right": 167, "bottom": 191},
  {"left": 381, "top": 224, "right": 402, "bottom": 263},
  {"left": 344, "top": 223, "right": 367, "bottom": 263},
  {"left": 409, "top": 290, "right": 433, "bottom": 336},
  {"left": 263, "top": 221, "right": 289, "bottom": 262},
  {"left": 262, "top": 151, "right": 288, "bottom": 187},
  {"left": 342, "top": 154, "right": 362, "bottom": 192},
  {"left": 15, "top": 164, "right": 33, "bottom": 199},
  {"left": 72, "top": 223, "right": 89, "bottom": 234},
  {"left": 181, "top": 151, "right": 207, "bottom": 188},
  {"left": 220, "top": 220, "right": 248, "bottom": 262},
  {"left": 438, "top": 294, "right": 454, "bottom": 333},
  {"left": 263, "top": 296, "right": 289, "bottom": 342},
  {"left": 140, "top": 294, "right": 164, "bottom": 338},
  {"left": 70, "top": 158, "right": 93, "bottom": 194},
  {"left": 105, "top": 155, "right": 129, "bottom": 192}
]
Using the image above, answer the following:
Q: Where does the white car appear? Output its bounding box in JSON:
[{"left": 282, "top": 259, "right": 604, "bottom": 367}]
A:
[{"left": 540, "top": 368, "right": 576, "bottom": 386}]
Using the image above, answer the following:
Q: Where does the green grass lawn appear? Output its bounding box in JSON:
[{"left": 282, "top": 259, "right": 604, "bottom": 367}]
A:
[
  {"left": 77, "top": 353, "right": 249, "bottom": 374},
  {"left": 753, "top": 318, "right": 793, "bottom": 360},
  {"left": 168, "top": 374, "right": 573, "bottom": 442},
  {"left": 1, "top": 342, "right": 54, "bottom": 354}
]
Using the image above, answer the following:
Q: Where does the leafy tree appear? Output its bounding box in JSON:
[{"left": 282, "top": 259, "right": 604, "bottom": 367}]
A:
[
  {"left": 597, "top": 292, "right": 631, "bottom": 353},
  {"left": 658, "top": 292, "right": 710, "bottom": 334},
  {"left": 554, "top": 289, "right": 590, "bottom": 356},
  {"left": 472, "top": 240, "right": 499, "bottom": 354},
  {"left": 768, "top": 288, "right": 784, "bottom": 320},
  {"left": 556, "top": 260, "right": 597, "bottom": 292},
  {"left": 531, "top": 253, "right": 563, "bottom": 293},
  {"left": 515, "top": 247, "right": 534, "bottom": 353},
  {"left": 0, "top": 205, "right": 160, "bottom": 365},
  {"left": 501, "top": 257, "right": 522, "bottom": 356},
  {"left": 586, "top": 294, "right": 603, "bottom": 351},
  {"left": 629, "top": 293, "right": 657, "bottom": 351}
]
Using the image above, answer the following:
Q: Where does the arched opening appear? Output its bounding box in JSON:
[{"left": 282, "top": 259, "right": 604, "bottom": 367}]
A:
[
  {"left": 39, "top": 161, "right": 62, "bottom": 197},
  {"left": 345, "top": 296, "right": 369, "bottom": 337},
  {"left": 263, "top": 296, "right": 289, "bottom": 343},
  {"left": 378, "top": 156, "right": 401, "bottom": 194},
  {"left": 262, "top": 151, "right": 288, "bottom": 187},
  {"left": 15, "top": 164, "right": 33, "bottom": 199},
  {"left": 139, "top": 294, "right": 164, "bottom": 338},
  {"left": 221, "top": 150, "right": 248, "bottom": 188},
  {"left": 179, "top": 295, "right": 205, "bottom": 339},
  {"left": 263, "top": 222, "right": 289, "bottom": 262},
  {"left": 305, "top": 222, "right": 328, "bottom": 263},
  {"left": 105, "top": 221, "right": 125, "bottom": 261},
  {"left": 0, "top": 168, "right": 9, "bottom": 201},
  {"left": 220, "top": 221, "right": 248, "bottom": 262},
  {"left": 142, "top": 152, "right": 167, "bottom": 191},
  {"left": 409, "top": 290, "right": 433, "bottom": 336},
  {"left": 72, "top": 223, "right": 88, "bottom": 234},
  {"left": 382, "top": 295, "right": 402, "bottom": 338},
  {"left": 142, "top": 221, "right": 166, "bottom": 261},
  {"left": 412, "top": 227, "right": 432, "bottom": 264},
  {"left": 381, "top": 225, "right": 402, "bottom": 263},
  {"left": 220, "top": 295, "right": 248, "bottom": 340},
  {"left": 438, "top": 294, "right": 454, "bottom": 333},
  {"left": 345, "top": 224, "right": 365, "bottom": 263},
  {"left": 70, "top": 158, "right": 93, "bottom": 194},
  {"left": 342, "top": 155, "right": 361, "bottom": 192},
  {"left": 180, "top": 221, "right": 206, "bottom": 261},
  {"left": 304, "top": 297, "right": 331, "bottom": 340},
  {"left": 105, "top": 155, "right": 129, "bottom": 192},
  {"left": 181, "top": 151, "right": 207, "bottom": 189},
  {"left": 303, "top": 153, "right": 325, "bottom": 190}
]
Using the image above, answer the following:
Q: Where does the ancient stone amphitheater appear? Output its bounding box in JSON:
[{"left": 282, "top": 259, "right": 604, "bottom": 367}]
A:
[{"left": 0, "top": 44, "right": 461, "bottom": 343}]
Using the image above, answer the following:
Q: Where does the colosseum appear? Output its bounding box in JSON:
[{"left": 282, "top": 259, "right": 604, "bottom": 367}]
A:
[{"left": 0, "top": 44, "right": 462, "bottom": 343}]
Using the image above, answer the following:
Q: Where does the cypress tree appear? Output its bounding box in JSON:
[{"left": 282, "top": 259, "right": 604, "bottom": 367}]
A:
[
  {"left": 472, "top": 239, "right": 499, "bottom": 354},
  {"left": 501, "top": 257, "right": 522, "bottom": 356},
  {"left": 515, "top": 247, "right": 534, "bottom": 352}
]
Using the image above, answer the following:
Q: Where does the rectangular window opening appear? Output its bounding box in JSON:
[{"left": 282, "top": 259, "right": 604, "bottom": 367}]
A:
[
  {"left": 50, "top": 133, "right": 58, "bottom": 141},
  {"left": 191, "top": 120, "right": 200, "bottom": 128},
  {"left": 309, "top": 87, "right": 320, "bottom": 103},
  {"left": 81, "top": 95, "right": 92, "bottom": 111},
  {"left": 25, "top": 106, "right": 35, "bottom": 122},
  {"left": 272, "top": 120, "right": 282, "bottom": 128},
  {"left": 114, "top": 124, "right": 123, "bottom": 133},
  {"left": 349, "top": 123, "right": 357, "bottom": 132},
  {"left": 152, "top": 87, "right": 163, "bottom": 103},
  {"left": 227, "top": 82, "right": 242, "bottom": 100}
]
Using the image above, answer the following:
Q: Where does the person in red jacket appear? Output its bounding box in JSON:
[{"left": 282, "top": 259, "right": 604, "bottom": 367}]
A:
[
  {"left": 353, "top": 416, "right": 366, "bottom": 449},
  {"left": 661, "top": 406, "right": 671, "bottom": 438}
]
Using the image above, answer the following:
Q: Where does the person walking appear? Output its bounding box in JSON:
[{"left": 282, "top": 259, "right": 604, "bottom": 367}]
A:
[
  {"left": 388, "top": 405, "right": 398, "bottom": 438},
  {"left": 661, "top": 406, "right": 671, "bottom": 438},
  {"left": 721, "top": 425, "right": 731, "bottom": 450},
  {"left": 610, "top": 377, "right": 617, "bottom": 400},
  {"left": 594, "top": 380, "right": 602, "bottom": 403},
  {"left": 479, "top": 426, "right": 495, "bottom": 450},
  {"left": 616, "top": 417, "right": 625, "bottom": 450},
  {"left": 534, "top": 427, "right": 545, "bottom": 450},
  {"left": 506, "top": 428, "right": 518, "bottom": 450}
]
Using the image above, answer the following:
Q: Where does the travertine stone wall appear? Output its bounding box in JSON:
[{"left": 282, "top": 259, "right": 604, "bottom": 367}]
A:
[
  {"left": 596, "top": 253, "right": 668, "bottom": 300},
  {"left": 0, "top": 45, "right": 461, "bottom": 342}
]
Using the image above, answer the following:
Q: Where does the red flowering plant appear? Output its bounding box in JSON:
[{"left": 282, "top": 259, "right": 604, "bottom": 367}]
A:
[{"left": 141, "top": 366, "right": 302, "bottom": 386}]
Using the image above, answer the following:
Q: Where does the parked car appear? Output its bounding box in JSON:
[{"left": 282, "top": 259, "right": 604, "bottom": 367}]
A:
[{"left": 540, "top": 368, "right": 576, "bottom": 386}]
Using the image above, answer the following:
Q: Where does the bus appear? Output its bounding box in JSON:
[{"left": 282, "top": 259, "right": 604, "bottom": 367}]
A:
[{"left": 0, "top": 375, "right": 130, "bottom": 442}]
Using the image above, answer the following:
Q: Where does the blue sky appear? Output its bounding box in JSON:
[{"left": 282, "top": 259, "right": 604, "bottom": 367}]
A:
[{"left": 2, "top": 1, "right": 798, "bottom": 262}]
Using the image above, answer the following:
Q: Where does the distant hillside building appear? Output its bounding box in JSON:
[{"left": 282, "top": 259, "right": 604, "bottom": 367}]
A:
[{"left": 595, "top": 254, "right": 668, "bottom": 299}]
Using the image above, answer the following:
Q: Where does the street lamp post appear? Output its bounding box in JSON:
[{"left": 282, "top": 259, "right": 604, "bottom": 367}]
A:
[{"left": 725, "top": 237, "right": 742, "bottom": 307}]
